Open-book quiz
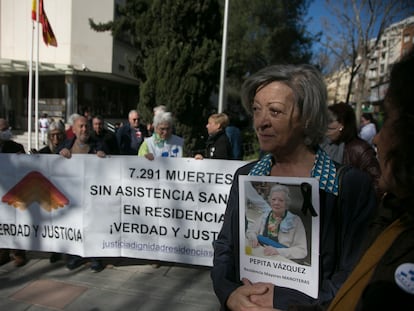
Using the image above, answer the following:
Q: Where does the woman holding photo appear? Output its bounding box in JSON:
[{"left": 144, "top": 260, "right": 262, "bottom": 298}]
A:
[{"left": 211, "top": 64, "right": 378, "bottom": 311}]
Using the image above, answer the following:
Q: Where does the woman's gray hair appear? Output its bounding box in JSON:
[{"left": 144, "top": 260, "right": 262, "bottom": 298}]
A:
[
  {"left": 48, "top": 121, "right": 65, "bottom": 134},
  {"left": 268, "top": 184, "right": 291, "bottom": 208},
  {"left": 241, "top": 64, "right": 328, "bottom": 147},
  {"left": 153, "top": 105, "right": 167, "bottom": 116},
  {"left": 153, "top": 111, "right": 174, "bottom": 128}
]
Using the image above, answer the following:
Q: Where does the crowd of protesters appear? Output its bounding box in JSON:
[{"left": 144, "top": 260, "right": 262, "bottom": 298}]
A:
[{"left": 1, "top": 48, "right": 413, "bottom": 309}]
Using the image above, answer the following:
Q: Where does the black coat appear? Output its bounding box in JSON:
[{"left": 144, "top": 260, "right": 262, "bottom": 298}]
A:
[
  {"left": 0, "top": 140, "right": 25, "bottom": 153},
  {"left": 211, "top": 160, "right": 378, "bottom": 310},
  {"left": 288, "top": 195, "right": 414, "bottom": 311},
  {"left": 352, "top": 195, "right": 414, "bottom": 311},
  {"left": 90, "top": 129, "right": 119, "bottom": 155},
  {"left": 205, "top": 130, "right": 232, "bottom": 159},
  {"left": 116, "top": 123, "right": 148, "bottom": 155}
]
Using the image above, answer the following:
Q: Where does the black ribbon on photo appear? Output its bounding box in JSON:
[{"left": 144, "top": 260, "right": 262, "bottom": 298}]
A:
[{"left": 300, "top": 182, "right": 317, "bottom": 217}]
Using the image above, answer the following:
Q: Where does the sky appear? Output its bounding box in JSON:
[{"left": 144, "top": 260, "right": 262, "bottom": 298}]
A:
[
  {"left": 306, "top": 0, "right": 327, "bottom": 37},
  {"left": 305, "top": 0, "right": 411, "bottom": 51},
  {"left": 306, "top": 0, "right": 331, "bottom": 54}
]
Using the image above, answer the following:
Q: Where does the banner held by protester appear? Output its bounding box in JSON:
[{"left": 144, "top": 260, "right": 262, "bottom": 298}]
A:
[{"left": 0, "top": 154, "right": 246, "bottom": 266}]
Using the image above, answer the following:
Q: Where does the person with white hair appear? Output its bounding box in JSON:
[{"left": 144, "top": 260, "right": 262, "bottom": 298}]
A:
[
  {"left": 246, "top": 184, "right": 308, "bottom": 260},
  {"left": 138, "top": 111, "right": 184, "bottom": 160},
  {"left": 38, "top": 120, "right": 66, "bottom": 154},
  {"left": 116, "top": 109, "right": 149, "bottom": 155},
  {"left": 65, "top": 113, "right": 81, "bottom": 139},
  {"left": 147, "top": 105, "right": 168, "bottom": 136}
]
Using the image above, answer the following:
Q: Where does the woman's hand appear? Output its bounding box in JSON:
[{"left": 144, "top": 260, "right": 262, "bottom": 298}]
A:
[
  {"left": 248, "top": 281, "right": 274, "bottom": 308},
  {"left": 263, "top": 246, "right": 279, "bottom": 256},
  {"left": 227, "top": 278, "right": 274, "bottom": 311}
]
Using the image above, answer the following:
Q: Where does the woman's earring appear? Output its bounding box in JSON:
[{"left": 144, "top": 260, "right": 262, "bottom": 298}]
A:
[{"left": 339, "top": 127, "right": 343, "bottom": 131}]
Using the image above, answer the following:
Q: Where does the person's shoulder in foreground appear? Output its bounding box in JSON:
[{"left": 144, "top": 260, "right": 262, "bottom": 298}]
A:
[{"left": 291, "top": 49, "right": 414, "bottom": 311}]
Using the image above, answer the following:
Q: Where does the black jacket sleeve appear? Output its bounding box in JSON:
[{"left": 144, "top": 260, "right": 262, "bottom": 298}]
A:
[
  {"left": 286, "top": 167, "right": 378, "bottom": 310},
  {"left": 211, "top": 163, "right": 254, "bottom": 310}
]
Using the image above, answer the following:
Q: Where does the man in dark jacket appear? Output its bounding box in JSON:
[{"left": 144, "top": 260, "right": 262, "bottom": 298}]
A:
[
  {"left": 116, "top": 110, "right": 148, "bottom": 155},
  {"left": 90, "top": 115, "right": 119, "bottom": 155}
]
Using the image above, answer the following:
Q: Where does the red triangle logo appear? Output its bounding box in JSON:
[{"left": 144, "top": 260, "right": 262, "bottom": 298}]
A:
[{"left": 2, "top": 171, "right": 69, "bottom": 212}]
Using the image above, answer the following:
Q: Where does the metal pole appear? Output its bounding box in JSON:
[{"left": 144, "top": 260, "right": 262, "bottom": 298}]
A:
[
  {"left": 34, "top": 0, "right": 40, "bottom": 150},
  {"left": 28, "top": 0, "right": 39, "bottom": 152},
  {"left": 218, "top": 0, "right": 229, "bottom": 113}
]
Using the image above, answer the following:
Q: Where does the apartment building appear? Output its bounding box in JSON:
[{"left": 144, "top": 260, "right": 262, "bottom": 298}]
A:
[
  {"left": 326, "top": 15, "right": 414, "bottom": 107},
  {"left": 367, "top": 16, "right": 414, "bottom": 105},
  {"left": 0, "top": 0, "right": 139, "bottom": 130},
  {"left": 325, "top": 68, "right": 353, "bottom": 105}
]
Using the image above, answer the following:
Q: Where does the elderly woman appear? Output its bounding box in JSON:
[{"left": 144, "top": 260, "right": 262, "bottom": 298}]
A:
[
  {"left": 39, "top": 121, "right": 66, "bottom": 154},
  {"left": 247, "top": 184, "right": 307, "bottom": 260},
  {"left": 211, "top": 64, "right": 378, "bottom": 311},
  {"left": 138, "top": 111, "right": 184, "bottom": 160}
]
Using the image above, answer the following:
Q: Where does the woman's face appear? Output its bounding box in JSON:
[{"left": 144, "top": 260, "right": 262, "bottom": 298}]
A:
[
  {"left": 270, "top": 191, "right": 287, "bottom": 216},
  {"left": 49, "top": 130, "right": 64, "bottom": 147},
  {"left": 326, "top": 120, "right": 343, "bottom": 142},
  {"left": 155, "top": 122, "right": 172, "bottom": 140},
  {"left": 252, "top": 82, "right": 303, "bottom": 155},
  {"left": 206, "top": 118, "right": 220, "bottom": 135},
  {"left": 373, "top": 102, "right": 398, "bottom": 194},
  {"left": 360, "top": 116, "right": 369, "bottom": 126}
]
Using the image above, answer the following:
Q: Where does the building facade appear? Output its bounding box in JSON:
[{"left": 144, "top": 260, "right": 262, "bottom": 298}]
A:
[
  {"left": 325, "top": 15, "right": 414, "bottom": 108},
  {"left": 0, "top": 0, "right": 139, "bottom": 130}
]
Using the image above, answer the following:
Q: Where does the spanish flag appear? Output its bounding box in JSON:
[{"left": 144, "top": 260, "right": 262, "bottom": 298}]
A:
[{"left": 32, "top": 0, "right": 57, "bottom": 47}]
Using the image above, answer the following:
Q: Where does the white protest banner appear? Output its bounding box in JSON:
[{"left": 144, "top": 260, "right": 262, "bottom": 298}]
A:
[
  {"left": 0, "top": 154, "right": 246, "bottom": 266},
  {"left": 239, "top": 175, "right": 320, "bottom": 298}
]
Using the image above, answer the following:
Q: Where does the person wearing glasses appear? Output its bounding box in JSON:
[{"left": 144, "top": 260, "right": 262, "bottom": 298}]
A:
[{"left": 138, "top": 111, "right": 183, "bottom": 160}]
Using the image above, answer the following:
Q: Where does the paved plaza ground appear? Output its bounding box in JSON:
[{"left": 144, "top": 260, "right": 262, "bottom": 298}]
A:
[{"left": 0, "top": 251, "right": 221, "bottom": 311}]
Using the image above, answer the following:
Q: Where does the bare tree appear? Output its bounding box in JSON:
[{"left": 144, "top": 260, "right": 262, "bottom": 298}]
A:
[{"left": 320, "top": 0, "right": 413, "bottom": 121}]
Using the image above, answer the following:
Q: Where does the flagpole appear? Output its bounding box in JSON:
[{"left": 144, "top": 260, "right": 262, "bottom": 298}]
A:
[
  {"left": 34, "top": 0, "right": 40, "bottom": 150},
  {"left": 28, "top": 18, "right": 34, "bottom": 152},
  {"left": 218, "top": 0, "right": 229, "bottom": 113}
]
